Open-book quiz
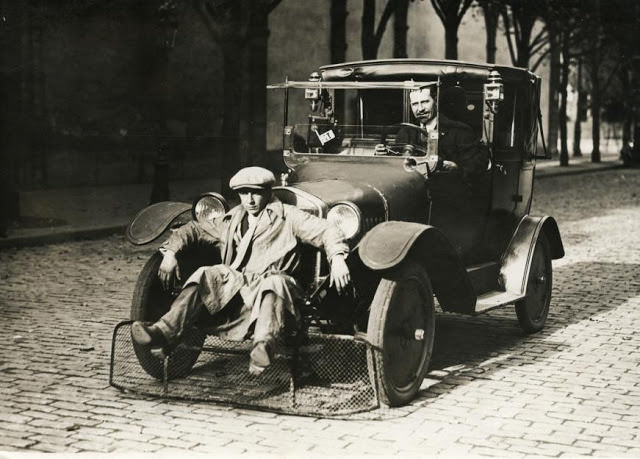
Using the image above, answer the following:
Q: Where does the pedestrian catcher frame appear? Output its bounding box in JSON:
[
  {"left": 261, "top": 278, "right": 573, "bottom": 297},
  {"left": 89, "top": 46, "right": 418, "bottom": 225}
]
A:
[{"left": 109, "top": 321, "right": 408, "bottom": 418}]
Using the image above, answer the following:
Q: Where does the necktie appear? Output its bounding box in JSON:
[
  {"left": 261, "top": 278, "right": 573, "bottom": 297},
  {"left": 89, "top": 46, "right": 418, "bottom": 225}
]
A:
[{"left": 230, "top": 212, "right": 261, "bottom": 270}]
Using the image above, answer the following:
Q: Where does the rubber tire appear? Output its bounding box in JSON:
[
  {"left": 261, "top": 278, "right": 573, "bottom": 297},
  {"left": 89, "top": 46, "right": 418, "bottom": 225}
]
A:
[
  {"left": 515, "top": 233, "right": 552, "bottom": 334},
  {"left": 367, "top": 261, "right": 435, "bottom": 407},
  {"left": 130, "top": 252, "right": 205, "bottom": 380}
]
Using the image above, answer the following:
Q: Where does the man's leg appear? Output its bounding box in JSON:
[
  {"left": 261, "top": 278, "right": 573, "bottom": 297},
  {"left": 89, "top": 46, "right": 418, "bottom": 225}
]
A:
[
  {"left": 249, "top": 291, "right": 285, "bottom": 374},
  {"left": 132, "top": 285, "right": 205, "bottom": 347}
]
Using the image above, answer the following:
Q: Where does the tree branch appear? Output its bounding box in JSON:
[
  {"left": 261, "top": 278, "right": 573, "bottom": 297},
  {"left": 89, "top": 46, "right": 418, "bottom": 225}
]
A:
[
  {"left": 530, "top": 47, "right": 551, "bottom": 72},
  {"left": 430, "top": 0, "right": 446, "bottom": 23},
  {"left": 373, "top": 0, "right": 398, "bottom": 46},
  {"left": 500, "top": 7, "right": 517, "bottom": 66},
  {"left": 457, "top": 0, "right": 473, "bottom": 22}
]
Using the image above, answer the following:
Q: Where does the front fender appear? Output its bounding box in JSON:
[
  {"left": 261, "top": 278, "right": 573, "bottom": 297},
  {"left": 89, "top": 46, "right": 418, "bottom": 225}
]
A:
[
  {"left": 357, "top": 221, "right": 476, "bottom": 313},
  {"left": 126, "top": 201, "right": 192, "bottom": 245},
  {"left": 500, "top": 215, "right": 564, "bottom": 295}
]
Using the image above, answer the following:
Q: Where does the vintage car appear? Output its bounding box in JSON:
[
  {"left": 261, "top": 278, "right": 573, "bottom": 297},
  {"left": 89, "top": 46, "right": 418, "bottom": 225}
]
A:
[{"left": 124, "top": 59, "right": 564, "bottom": 407}]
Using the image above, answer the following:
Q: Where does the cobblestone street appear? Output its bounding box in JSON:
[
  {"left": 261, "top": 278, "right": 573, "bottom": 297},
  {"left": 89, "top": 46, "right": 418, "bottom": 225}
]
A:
[{"left": 1, "top": 168, "right": 640, "bottom": 456}]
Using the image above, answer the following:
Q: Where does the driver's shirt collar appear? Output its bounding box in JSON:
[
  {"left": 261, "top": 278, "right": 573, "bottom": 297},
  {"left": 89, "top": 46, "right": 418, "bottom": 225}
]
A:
[{"left": 422, "top": 118, "right": 437, "bottom": 134}]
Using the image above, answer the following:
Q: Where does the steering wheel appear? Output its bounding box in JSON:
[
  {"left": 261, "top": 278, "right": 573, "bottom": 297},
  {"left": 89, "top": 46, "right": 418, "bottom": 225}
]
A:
[{"left": 379, "top": 123, "right": 430, "bottom": 157}]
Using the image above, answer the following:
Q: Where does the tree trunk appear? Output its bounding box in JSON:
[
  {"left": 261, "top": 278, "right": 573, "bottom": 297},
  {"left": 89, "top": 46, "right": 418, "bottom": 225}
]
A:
[
  {"left": 620, "top": 63, "right": 631, "bottom": 147},
  {"left": 331, "top": 0, "right": 347, "bottom": 63},
  {"left": 547, "top": 34, "right": 560, "bottom": 158},
  {"left": 444, "top": 17, "right": 459, "bottom": 60},
  {"left": 573, "top": 103, "right": 583, "bottom": 157},
  {"left": 516, "top": 19, "right": 534, "bottom": 68},
  {"left": 219, "top": 44, "right": 244, "bottom": 193},
  {"left": 0, "top": 0, "right": 26, "bottom": 235},
  {"left": 246, "top": 11, "right": 269, "bottom": 167},
  {"left": 362, "top": 0, "right": 376, "bottom": 59},
  {"left": 393, "top": 0, "right": 409, "bottom": 58},
  {"left": 559, "top": 32, "right": 570, "bottom": 167},
  {"left": 147, "top": 4, "right": 172, "bottom": 204},
  {"left": 573, "top": 58, "right": 583, "bottom": 157},
  {"left": 590, "top": 44, "right": 601, "bottom": 163},
  {"left": 479, "top": 1, "right": 498, "bottom": 64},
  {"left": 331, "top": 0, "right": 347, "bottom": 119}
]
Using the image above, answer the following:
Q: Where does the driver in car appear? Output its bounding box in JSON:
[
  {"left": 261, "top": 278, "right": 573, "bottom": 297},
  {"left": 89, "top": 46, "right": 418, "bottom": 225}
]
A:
[
  {"left": 396, "top": 85, "right": 487, "bottom": 176},
  {"left": 130, "top": 166, "right": 351, "bottom": 375}
]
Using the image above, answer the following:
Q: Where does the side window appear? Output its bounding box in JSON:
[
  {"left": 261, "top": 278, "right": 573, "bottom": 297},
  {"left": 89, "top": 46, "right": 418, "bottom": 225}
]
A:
[{"left": 493, "top": 86, "right": 516, "bottom": 149}]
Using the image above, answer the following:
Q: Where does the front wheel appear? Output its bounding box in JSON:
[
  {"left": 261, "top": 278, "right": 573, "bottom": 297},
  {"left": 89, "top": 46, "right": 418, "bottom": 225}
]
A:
[
  {"left": 130, "top": 252, "right": 205, "bottom": 380},
  {"left": 515, "top": 234, "right": 552, "bottom": 333},
  {"left": 367, "top": 261, "right": 435, "bottom": 406}
]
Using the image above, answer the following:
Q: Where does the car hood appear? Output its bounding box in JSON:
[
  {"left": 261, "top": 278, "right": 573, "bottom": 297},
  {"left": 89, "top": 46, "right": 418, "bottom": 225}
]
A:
[{"left": 284, "top": 158, "right": 430, "bottom": 224}]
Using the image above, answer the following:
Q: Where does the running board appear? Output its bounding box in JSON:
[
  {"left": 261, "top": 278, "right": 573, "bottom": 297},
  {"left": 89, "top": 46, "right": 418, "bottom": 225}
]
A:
[{"left": 475, "top": 290, "right": 525, "bottom": 313}]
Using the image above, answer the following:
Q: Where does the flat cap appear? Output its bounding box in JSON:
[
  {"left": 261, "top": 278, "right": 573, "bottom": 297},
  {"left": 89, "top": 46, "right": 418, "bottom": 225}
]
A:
[{"left": 229, "top": 166, "right": 276, "bottom": 190}]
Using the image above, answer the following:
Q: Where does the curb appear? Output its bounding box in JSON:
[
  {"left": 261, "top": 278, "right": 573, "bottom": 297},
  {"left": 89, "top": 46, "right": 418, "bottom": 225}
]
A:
[
  {"left": 0, "top": 224, "right": 126, "bottom": 250},
  {"left": 536, "top": 162, "right": 623, "bottom": 179}
]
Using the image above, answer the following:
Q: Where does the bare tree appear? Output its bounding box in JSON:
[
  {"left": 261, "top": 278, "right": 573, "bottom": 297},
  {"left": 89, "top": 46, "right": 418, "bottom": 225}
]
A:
[
  {"left": 429, "top": 0, "right": 473, "bottom": 60},
  {"left": 393, "top": 0, "right": 410, "bottom": 58},
  {"left": 331, "top": 0, "right": 348, "bottom": 64},
  {"left": 546, "top": 27, "right": 560, "bottom": 158},
  {"left": 600, "top": 0, "right": 640, "bottom": 163},
  {"left": 331, "top": 0, "right": 348, "bottom": 120},
  {"left": 500, "top": 0, "right": 548, "bottom": 70},
  {"left": 476, "top": 0, "right": 501, "bottom": 63},
  {"left": 572, "top": 58, "right": 585, "bottom": 157},
  {"left": 361, "top": 0, "right": 415, "bottom": 59},
  {"left": 361, "top": 0, "right": 399, "bottom": 59}
]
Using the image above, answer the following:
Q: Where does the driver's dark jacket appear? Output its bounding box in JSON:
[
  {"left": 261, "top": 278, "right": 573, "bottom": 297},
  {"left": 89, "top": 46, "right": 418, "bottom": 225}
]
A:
[{"left": 396, "top": 115, "right": 487, "bottom": 176}]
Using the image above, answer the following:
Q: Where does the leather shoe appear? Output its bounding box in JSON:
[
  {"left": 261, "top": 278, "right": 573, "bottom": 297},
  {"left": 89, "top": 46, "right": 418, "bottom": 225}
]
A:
[
  {"left": 249, "top": 341, "right": 273, "bottom": 375},
  {"left": 131, "top": 321, "right": 167, "bottom": 347}
]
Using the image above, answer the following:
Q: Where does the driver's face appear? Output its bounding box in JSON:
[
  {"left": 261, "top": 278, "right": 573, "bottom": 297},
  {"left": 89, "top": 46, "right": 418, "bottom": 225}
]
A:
[{"left": 409, "top": 88, "right": 436, "bottom": 125}]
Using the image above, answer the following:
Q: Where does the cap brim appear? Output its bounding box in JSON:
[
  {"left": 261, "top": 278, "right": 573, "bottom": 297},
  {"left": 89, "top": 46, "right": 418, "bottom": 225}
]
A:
[{"left": 232, "top": 185, "right": 269, "bottom": 191}]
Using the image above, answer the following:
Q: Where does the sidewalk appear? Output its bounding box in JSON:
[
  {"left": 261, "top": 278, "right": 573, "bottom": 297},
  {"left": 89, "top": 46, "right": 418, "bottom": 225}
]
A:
[{"left": 0, "top": 152, "right": 623, "bottom": 249}]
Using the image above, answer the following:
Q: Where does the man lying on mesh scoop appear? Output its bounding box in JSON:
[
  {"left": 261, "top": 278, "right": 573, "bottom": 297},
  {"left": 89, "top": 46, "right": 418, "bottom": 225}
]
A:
[{"left": 131, "top": 166, "right": 351, "bottom": 375}]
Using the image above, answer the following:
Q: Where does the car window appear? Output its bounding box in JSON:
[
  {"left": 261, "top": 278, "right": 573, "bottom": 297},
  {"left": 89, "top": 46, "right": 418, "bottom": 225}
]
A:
[{"left": 282, "top": 85, "right": 483, "bottom": 157}]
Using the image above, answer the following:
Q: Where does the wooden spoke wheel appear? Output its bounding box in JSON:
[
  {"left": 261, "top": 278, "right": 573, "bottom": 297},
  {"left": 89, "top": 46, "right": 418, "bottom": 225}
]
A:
[
  {"left": 130, "top": 252, "right": 205, "bottom": 380},
  {"left": 515, "top": 234, "right": 552, "bottom": 334},
  {"left": 367, "top": 262, "right": 435, "bottom": 406}
]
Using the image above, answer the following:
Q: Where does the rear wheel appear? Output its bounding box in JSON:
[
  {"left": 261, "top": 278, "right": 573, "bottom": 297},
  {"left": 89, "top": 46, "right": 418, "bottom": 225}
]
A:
[
  {"left": 515, "top": 234, "right": 552, "bottom": 333},
  {"left": 130, "top": 252, "right": 205, "bottom": 380},
  {"left": 367, "top": 262, "right": 435, "bottom": 406}
]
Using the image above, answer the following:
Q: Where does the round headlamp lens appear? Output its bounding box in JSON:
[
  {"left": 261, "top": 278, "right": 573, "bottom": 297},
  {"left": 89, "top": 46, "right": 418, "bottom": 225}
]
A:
[
  {"left": 194, "top": 195, "right": 226, "bottom": 223},
  {"left": 327, "top": 203, "right": 360, "bottom": 240}
]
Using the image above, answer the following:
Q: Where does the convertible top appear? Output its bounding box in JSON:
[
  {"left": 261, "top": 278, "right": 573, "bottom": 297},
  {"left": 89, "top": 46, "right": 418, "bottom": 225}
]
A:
[{"left": 319, "top": 59, "right": 539, "bottom": 85}]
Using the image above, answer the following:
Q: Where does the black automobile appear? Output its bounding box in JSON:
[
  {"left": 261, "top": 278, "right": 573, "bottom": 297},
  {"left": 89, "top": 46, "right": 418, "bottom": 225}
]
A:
[{"left": 124, "top": 59, "right": 564, "bottom": 407}]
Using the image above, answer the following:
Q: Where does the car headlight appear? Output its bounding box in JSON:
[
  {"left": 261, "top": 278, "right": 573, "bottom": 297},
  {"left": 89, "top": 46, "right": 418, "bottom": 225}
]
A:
[
  {"left": 327, "top": 202, "right": 361, "bottom": 240},
  {"left": 192, "top": 192, "right": 228, "bottom": 223}
]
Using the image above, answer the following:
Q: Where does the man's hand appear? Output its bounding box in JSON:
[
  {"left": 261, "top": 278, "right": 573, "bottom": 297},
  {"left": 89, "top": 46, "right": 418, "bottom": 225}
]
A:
[
  {"left": 158, "top": 251, "right": 181, "bottom": 290},
  {"left": 329, "top": 254, "right": 351, "bottom": 295},
  {"left": 441, "top": 160, "right": 459, "bottom": 171}
]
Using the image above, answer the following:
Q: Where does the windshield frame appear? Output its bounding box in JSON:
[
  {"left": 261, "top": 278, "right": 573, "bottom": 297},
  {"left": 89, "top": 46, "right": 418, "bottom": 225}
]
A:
[{"left": 269, "top": 79, "right": 442, "bottom": 158}]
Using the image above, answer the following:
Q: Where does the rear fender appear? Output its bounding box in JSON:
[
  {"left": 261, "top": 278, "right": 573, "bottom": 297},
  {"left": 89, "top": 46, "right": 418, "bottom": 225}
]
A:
[
  {"left": 500, "top": 215, "right": 564, "bottom": 295},
  {"left": 126, "top": 201, "right": 192, "bottom": 245},
  {"left": 357, "top": 221, "right": 476, "bottom": 314}
]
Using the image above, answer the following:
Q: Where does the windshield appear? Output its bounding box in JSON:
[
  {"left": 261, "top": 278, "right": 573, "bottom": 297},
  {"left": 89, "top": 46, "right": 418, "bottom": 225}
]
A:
[{"left": 270, "top": 83, "right": 484, "bottom": 157}]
